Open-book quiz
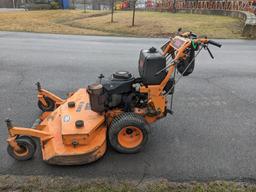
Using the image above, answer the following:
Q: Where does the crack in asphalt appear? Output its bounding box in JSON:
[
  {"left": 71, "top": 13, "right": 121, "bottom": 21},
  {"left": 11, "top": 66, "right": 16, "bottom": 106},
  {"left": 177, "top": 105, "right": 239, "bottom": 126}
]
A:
[
  {"left": 135, "top": 158, "right": 151, "bottom": 187},
  {"left": 17, "top": 70, "right": 25, "bottom": 86}
]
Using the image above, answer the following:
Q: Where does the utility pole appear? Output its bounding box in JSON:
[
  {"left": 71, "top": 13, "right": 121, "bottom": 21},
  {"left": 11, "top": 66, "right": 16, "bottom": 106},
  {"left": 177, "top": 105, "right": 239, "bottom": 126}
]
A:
[{"left": 132, "top": 0, "right": 137, "bottom": 27}]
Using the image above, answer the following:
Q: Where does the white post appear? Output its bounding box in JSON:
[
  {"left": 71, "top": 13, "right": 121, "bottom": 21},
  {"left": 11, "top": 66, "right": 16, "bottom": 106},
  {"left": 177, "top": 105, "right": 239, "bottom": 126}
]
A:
[{"left": 12, "top": 0, "right": 16, "bottom": 8}]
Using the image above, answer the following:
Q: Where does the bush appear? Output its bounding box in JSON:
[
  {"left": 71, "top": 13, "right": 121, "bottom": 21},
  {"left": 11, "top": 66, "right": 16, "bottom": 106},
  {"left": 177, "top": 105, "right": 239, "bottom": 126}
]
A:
[{"left": 50, "top": 1, "right": 60, "bottom": 9}]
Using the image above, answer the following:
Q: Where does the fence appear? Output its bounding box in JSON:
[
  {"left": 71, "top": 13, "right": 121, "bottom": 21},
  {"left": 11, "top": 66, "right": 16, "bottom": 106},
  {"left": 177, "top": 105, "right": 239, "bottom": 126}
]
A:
[
  {"left": 119, "top": 0, "right": 256, "bottom": 14},
  {"left": 175, "top": 0, "right": 256, "bottom": 14}
]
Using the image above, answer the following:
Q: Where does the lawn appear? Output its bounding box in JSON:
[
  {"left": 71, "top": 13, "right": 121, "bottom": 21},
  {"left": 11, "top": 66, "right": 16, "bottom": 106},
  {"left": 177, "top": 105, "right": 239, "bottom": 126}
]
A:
[
  {"left": 1, "top": 175, "right": 256, "bottom": 192},
  {"left": 0, "top": 10, "right": 243, "bottom": 38},
  {"left": 0, "top": 10, "right": 110, "bottom": 36}
]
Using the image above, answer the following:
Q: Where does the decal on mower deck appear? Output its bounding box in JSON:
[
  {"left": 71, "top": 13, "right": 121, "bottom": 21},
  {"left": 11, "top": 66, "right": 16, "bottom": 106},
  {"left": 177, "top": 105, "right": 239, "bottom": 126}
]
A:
[
  {"left": 85, "top": 103, "right": 91, "bottom": 110},
  {"left": 76, "top": 102, "right": 91, "bottom": 112},
  {"left": 63, "top": 115, "right": 71, "bottom": 122},
  {"left": 76, "top": 102, "right": 84, "bottom": 112}
]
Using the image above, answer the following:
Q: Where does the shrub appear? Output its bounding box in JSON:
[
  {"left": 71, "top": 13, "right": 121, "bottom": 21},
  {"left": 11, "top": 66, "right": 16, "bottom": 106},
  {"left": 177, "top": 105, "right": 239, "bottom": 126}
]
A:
[{"left": 50, "top": 1, "right": 60, "bottom": 9}]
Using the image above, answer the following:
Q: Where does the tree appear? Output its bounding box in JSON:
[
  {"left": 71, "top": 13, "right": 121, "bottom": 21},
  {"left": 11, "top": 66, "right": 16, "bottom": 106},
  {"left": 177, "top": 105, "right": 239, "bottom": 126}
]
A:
[
  {"left": 131, "top": 0, "right": 137, "bottom": 27},
  {"left": 83, "top": 0, "right": 86, "bottom": 12},
  {"left": 173, "top": 0, "right": 176, "bottom": 13},
  {"left": 110, "top": 0, "right": 115, "bottom": 23},
  {"left": 71, "top": 0, "right": 77, "bottom": 9}
]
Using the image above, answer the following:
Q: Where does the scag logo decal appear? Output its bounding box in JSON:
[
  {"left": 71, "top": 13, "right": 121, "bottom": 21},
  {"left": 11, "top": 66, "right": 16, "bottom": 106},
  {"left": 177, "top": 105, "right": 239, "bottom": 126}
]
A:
[{"left": 63, "top": 115, "right": 71, "bottom": 122}]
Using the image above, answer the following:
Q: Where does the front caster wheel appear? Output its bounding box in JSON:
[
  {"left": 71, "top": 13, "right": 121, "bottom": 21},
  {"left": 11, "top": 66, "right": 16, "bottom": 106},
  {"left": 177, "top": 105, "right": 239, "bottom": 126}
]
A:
[
  {"left": 38, "top": 97, "right": 55, "bottom": 112},
  {"left": 7, "top": 136, "right": 36, "bottom": 161},
  {"left": 108, "top": 113, "right": 150, "bottom": 154}
]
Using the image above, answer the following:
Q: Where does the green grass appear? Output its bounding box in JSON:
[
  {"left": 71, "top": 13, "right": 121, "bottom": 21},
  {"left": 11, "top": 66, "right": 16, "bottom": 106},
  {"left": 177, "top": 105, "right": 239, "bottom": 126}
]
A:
[
  {"left": 1, "top": 175, "right": 256, "bottom": 192},
  {"left": 0, "top": 10, "right": 244, "bottom": 38},
  {"left": 68, "top": 11, "right": 243, "bottom": 38}
]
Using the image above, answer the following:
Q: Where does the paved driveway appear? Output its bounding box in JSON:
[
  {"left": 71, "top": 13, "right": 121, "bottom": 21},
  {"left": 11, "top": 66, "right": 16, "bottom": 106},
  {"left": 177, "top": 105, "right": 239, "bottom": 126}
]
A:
[{"left": 0, "top": 32, "right": 256, "bottom": 182}]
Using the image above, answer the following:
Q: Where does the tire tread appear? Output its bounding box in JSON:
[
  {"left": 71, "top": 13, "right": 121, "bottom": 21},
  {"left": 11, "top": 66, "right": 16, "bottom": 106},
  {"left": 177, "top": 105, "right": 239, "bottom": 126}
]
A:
[{"left": 108, "top": 112, "right": 150, "bottom": 154}]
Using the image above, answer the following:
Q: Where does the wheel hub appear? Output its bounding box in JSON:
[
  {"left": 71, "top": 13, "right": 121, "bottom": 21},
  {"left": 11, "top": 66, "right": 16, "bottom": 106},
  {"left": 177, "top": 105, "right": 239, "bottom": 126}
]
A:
[
  {"left": 125, "top": 128, "right": 133, "bottom": 135},
  {"left": 117, "top": 126, "right": 143, "bottom": 149},
  {"left": 13, "top": 145, "right": 29, "bottom": 157}
]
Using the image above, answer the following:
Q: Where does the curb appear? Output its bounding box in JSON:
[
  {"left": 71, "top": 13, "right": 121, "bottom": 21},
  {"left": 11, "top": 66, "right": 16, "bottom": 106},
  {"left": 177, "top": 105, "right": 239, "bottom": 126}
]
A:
[
  {"left": 242, "top": 11, "right": 256, "bottom": 38},
  {"left": 0, "top": 8, "right": 25, "bottom": 12}
]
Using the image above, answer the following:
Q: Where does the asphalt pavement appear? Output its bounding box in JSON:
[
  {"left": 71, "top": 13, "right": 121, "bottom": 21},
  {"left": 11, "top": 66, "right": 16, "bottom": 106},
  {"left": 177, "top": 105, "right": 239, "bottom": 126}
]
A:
[{"left": 0, "top": 32, "right": 256, "bottom": 182}]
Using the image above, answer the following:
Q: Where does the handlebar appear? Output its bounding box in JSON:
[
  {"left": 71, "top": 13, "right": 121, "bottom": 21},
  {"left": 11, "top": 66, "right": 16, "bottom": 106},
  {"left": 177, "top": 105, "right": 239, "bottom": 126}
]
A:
[
  {"left": 208, "top": 40, "right": 222, "bottom": 48},
  {"left": 190, "top": 33, "right": 197, "bottom": 38}
]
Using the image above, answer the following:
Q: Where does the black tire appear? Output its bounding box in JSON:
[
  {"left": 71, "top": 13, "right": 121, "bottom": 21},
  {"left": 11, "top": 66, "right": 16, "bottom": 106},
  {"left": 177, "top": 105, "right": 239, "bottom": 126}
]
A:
[
  {"left": 38, "top": 97, "right": 55, "bottom": 112},
  {"left": 7, "top": 136, "right": 36, "bottom": 161},
  {"left": 108, "top": 113, "right": 150, "bottom": 154}
]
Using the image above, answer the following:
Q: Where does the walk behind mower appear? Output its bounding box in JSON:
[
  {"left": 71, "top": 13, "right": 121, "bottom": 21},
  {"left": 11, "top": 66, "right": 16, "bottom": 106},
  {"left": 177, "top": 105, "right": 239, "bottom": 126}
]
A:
[{"left": 6, "top": 29, "right": 222, "bottom": 165}]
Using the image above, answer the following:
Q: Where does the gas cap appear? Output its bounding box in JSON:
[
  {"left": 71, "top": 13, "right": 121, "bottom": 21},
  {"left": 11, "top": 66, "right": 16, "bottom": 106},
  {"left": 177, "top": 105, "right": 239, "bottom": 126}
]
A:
[{"left": 149, "top": 47, "right": 157, "bottom": 53}]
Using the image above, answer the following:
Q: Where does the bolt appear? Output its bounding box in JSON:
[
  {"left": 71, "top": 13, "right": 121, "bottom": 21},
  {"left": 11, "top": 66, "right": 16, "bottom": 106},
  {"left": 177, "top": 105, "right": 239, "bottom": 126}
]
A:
[
  {"left": 75, "top": 120, "right": 84, "bottom": 128},
  {"left": 72, "top": 140, "right": 79, "bottom": 147}
]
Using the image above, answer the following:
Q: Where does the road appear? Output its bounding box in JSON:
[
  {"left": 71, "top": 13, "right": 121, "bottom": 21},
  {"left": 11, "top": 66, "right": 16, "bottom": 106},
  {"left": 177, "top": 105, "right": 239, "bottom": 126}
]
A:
[{"left": 0, "top": 32, "right": 256, "bottom": 182}]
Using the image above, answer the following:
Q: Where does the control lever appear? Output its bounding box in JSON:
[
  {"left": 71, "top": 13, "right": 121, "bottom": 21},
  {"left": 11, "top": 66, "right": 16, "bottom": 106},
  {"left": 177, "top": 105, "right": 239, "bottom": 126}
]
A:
[
  {"left": 190, "top": 32, "right": 197, "bottom": 38},
  {"left": 204, "top": 45, "right": 214, "bottom": 59},
  {"left": 177, "top": 28, "right": 182, "bottom": 33},
  {"left": 154, "top": 61, "right": 175, "bottom": 76}
]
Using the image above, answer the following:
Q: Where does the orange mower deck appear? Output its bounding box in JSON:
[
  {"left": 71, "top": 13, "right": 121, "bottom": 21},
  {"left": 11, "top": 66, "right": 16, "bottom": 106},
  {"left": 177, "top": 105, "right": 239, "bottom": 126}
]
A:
[{"left": 8, "top": 89, "right": 107, "bottom": 165}]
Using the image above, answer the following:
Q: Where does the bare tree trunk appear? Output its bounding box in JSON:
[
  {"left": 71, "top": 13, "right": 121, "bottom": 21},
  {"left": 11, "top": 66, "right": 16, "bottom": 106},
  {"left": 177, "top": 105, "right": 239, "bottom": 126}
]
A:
[
  {"left": 29, "top": 0, "right": 32, "bottom": 10},
  {"left": 72, "top": 0, "right": 76, "bottom": 9},
  {"left": 173, "top": 0, "right": 176, "bottom": 13},
  {"left": 132, "top": 0, "right": 137, "bottom": 27},
  {"left": 111, "top": 0, "right": 114, "bottom": 23}
]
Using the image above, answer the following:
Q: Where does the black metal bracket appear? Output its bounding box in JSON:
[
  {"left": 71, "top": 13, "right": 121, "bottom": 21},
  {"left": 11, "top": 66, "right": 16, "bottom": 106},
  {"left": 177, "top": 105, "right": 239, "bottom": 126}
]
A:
[
  {"left": 5, "top": 119, "right": 13, "bottom": 129},
  {"left": 36, "top": 82, "right": 41, "bottom": 91}
]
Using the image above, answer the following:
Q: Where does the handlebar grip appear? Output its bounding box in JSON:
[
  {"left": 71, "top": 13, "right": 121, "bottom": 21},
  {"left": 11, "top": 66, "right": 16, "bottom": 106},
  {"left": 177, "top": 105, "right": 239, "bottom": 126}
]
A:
[
  {"left": 190, "top": 32, "right": 197, "bottom": 38},
  {"left": 208, "top": 40, "right": 222, "bottom": 48}
]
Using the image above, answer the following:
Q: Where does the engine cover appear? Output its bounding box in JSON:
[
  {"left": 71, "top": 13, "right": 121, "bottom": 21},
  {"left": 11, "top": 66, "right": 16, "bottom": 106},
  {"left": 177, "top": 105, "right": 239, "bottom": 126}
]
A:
[{"left": 101, "top": 71, "right": 134, "bottom": 94}]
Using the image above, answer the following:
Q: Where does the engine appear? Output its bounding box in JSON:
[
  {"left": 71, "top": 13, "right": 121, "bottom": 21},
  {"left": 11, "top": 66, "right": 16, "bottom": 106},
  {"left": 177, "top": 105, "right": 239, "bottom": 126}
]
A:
[
  {"left": 88, "top": 47, "right": 169, "bottom": 114},
  {"left": 101, "top": 71, "right": 135, "bottom": 108},
  {"left": 88, "top": 71, "right": 142, "bottom": 113}
]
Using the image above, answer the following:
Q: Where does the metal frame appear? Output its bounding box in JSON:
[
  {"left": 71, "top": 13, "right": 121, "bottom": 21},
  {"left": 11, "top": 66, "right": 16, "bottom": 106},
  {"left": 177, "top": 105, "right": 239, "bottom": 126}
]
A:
[{"left": 36, "top": 82, "right": 64, "bottom": 108}]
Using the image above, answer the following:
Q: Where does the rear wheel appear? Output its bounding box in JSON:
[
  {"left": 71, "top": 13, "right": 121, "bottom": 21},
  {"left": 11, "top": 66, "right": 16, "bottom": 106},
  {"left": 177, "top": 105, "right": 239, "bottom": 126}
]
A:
[
  {"left": 7, "top": 136, "right": 36, "bottom": 161},
  {"left": 108, "top": 113, "right": 150, "bottom": 154},
  {"left": 38, "top": 97, "right": 55, "bottom": 112}
]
